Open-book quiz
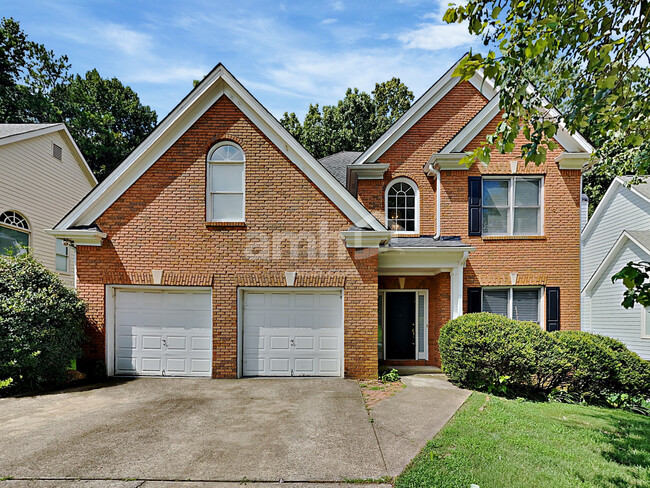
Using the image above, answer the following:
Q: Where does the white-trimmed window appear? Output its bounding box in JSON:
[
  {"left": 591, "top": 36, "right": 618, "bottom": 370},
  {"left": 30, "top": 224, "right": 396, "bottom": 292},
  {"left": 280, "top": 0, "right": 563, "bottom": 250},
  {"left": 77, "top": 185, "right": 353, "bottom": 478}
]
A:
[
  {"left": 385, "top": 177, "right": 419, "bottom": 234},
  {"left": 0, "top": 211, "right": 30, "bottom": 256},
  {"left": 643, "top": 307, "right": 650, "bottom": 339},
  {"left": 482, "top": 287, "right": 542, "bottom": 323},
  {"left": 55, "top": 238, "right": 68, "bottom": 272},
  {"left": 207, "top": 142, "right": 245, "bottom": 222},
  {"left": 483, "top": 176, "right": 543, "bottom": 236}
]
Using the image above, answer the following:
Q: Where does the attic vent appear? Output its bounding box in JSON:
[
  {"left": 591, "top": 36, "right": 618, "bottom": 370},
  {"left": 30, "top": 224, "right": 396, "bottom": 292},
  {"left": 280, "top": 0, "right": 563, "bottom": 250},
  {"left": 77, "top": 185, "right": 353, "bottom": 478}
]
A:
[{"left": 52, "top": 143, "right": 63, "bottom": 161}]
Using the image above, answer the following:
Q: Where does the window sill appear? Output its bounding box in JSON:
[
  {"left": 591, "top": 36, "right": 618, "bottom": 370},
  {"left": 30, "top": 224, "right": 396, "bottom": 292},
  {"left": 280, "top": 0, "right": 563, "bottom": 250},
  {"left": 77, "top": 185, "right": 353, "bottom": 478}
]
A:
[
  {"left": 205, "top": 221, "right": 246, "bottom": 228},
  {"left": 482, "top": 235, "right": 546, "bottom": 241}
]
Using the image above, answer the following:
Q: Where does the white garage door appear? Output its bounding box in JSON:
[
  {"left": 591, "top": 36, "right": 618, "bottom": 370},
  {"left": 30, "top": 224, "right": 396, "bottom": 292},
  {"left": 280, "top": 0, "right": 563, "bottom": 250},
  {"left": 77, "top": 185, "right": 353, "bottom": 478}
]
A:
[
  {"left": 114, "top": 288, "right": 212, "bottom": 377},
  {"left": 242, "top": 290, "right": 343, "bottom": 377}
]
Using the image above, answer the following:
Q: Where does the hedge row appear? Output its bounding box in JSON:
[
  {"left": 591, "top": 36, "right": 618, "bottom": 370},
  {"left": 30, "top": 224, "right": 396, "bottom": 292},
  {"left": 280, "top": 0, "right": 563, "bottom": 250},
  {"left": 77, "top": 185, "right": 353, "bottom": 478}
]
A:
[{"left": 439, "top": 313, "right": 650, "bottom": 401}]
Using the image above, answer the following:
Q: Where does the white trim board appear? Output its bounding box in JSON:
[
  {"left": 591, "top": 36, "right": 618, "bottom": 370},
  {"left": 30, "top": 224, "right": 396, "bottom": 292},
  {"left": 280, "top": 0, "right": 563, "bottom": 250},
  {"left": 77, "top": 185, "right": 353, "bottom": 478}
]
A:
[
  {"left": 583, "top": 230, "right": 650, "bottom": 295},
  {"left": 54, "top": 65, "right": 385, "bottom": 233}
]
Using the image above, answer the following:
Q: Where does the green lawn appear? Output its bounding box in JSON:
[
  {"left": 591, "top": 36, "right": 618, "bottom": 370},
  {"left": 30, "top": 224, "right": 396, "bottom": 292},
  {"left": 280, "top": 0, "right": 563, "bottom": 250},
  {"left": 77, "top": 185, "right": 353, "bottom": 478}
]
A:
[{"left": 395, "top": 392, "right": 650, "bottom": 488}]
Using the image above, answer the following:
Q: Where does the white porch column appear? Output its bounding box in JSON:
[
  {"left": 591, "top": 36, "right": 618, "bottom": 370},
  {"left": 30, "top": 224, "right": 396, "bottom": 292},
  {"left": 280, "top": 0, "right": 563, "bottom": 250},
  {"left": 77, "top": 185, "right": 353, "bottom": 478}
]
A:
[{"left": 450, "top": 266, "right": 464, "bottom": 319}]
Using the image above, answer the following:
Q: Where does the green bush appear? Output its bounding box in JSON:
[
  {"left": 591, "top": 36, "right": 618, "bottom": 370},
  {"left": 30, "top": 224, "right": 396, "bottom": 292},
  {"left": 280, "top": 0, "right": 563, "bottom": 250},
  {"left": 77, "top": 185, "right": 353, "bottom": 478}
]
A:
[
  {"left": 439, "top": 313, "right": 568, "bottom": 395},
  {"left": 440, "top": 313, "right": 649, "bottom": 402},
  {"left": 0, "top": 251, "right": 86, "bottom": 390},
  {"left": 555, "top": 331, "right": 650, "bottom": 400}
]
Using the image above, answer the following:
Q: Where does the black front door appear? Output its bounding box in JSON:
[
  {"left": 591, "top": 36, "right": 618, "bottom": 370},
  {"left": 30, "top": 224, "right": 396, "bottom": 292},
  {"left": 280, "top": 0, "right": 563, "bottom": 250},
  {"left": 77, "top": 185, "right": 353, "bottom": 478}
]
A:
[{"left": 385, "top": 292, "right": 416, "bottom": 360}]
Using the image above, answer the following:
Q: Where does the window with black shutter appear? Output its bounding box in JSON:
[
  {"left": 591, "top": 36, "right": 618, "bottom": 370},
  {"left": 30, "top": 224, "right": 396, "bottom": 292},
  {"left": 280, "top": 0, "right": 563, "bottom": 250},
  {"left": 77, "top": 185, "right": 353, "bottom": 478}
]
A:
[{"left": 546, "top": 287, "right": 560, "bottom": 331}]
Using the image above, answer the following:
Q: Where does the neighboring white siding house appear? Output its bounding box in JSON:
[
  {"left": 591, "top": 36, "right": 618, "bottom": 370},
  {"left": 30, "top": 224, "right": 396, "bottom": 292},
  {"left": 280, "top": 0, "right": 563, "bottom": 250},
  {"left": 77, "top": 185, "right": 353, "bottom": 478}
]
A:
[
  {"left": 581, "top": 177, "right": 650, "bottom": 360},
  {"left": 0, "top": 124, "right": 96, "bottom": 287}
]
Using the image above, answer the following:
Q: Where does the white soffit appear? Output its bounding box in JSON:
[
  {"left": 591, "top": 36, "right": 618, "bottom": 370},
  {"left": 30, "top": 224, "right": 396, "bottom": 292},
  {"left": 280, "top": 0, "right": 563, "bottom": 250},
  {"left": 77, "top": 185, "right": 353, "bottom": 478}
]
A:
[{"left": 54, "top": 65, "right": 385, "bottom": 232}]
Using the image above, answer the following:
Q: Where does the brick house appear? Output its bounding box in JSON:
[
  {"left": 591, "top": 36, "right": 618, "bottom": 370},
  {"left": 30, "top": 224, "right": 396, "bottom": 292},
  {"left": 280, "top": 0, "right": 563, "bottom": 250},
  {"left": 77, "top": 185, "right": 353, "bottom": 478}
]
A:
[{"left": 50, "top": 59, "right": 592, "bottom": 379}]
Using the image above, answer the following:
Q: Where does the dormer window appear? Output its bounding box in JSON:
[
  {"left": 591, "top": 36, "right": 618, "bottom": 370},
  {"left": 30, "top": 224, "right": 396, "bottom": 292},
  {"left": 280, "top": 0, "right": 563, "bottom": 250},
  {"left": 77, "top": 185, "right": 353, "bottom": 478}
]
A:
[
  {"left": 207, "top": 142, "right": 245, "bottom": 222},
  {"left": 385, "top": 177, "right": 419, "bottom": 234}
]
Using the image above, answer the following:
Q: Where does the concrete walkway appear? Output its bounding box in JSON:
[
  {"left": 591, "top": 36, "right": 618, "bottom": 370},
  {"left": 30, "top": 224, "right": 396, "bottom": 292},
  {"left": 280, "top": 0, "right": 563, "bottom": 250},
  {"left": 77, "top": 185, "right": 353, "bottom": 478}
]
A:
[{"left": 0, "top": 375, "right": 469, "bottom": 487}]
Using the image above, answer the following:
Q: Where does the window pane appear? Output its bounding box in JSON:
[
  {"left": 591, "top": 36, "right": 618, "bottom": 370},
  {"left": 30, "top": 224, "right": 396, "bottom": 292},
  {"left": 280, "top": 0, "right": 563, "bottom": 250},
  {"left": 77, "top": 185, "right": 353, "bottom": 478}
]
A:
[
  {"left": 418, "top": 294, "right": 426, "bottom": 355},
  {"left": 56, "top": 254, "right": 68, "bottom": 272},
  {"left": 0, "top": 226, "right": 28, "bottom": 255},
  {"left": 211, "top": 193, "right": 244, "bottom": 221},
  {"left": 210, "top": 163, "right": 243, "bottom": 192},
  {"left": 515, "top": 179, "right": 540, "bottom": 206},
  {"left": 513, "top": 289, "right": 540, "bottom": 323},
  {"left": 514, "top": 208, "right": 540, "bottom": 235},
  {"left": 483, "top": 180, "right": 509, "bottom": 207},
  {"left": 56, "top": 238, "right": 68, "bottom": 256},
  {"left": 209, "top": 144, "right": 245, "bottom": 162},
  {"left": 483, "top": 290, "right": 509, "bottom": 317},
  {"left": 483, "top": 207, "right": 509, "bottom": 235},
  {"left": 378, "top": 294, "right": 383, "bottom": 357}
]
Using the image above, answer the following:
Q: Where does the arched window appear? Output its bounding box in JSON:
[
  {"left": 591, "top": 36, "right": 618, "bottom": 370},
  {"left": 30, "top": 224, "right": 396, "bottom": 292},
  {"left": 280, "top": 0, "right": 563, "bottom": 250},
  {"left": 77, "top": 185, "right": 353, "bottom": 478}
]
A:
[
  {"left": 0, "top": 211, "right": 30, "bottom": 255},
  {"left": 207, "top": 142, "right": 245, "bottom": 222},
  {"left": 385, "top": 178, "right": 419, "bottom": 234}
]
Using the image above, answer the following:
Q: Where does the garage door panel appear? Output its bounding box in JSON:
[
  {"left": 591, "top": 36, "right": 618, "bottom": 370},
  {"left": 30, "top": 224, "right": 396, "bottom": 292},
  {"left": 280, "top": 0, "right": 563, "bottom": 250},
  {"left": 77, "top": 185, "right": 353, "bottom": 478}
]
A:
[
  {"left": 114, "top": 289, "right": 212, "bottom": 377},
  {"left": 242, "top": 290, "right": 342, "bottom": 377}
]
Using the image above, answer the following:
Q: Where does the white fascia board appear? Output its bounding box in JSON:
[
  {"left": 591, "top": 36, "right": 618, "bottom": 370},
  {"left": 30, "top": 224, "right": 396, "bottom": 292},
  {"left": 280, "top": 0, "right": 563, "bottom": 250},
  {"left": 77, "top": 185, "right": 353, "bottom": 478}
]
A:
[
  {"left": 424, "top": 153, "right": 468, "bottom": 175},
  {"left": 440, "top": 95, "right": 501, "bottom": 154},
  {"left": 555, "top": 152, "right": 591, "bottom": 170},
  {"left": 46, "top": 228, "right": 107, "bottom": 246},
  {"left": 583, "top": 231, "right": 650, "bottom": 295},
  {"left": 0, "top": 124, "right": 62, "bottom": 146},
  {"left": 581, "top": 177, "right": 624, "bottom": 240},
  {"left": 55, "top": 65, "right": 385, "bottom": 232},
  {"left": 378, "top": 246, "right": 475, "bottom": 273},
  {"left": 340, "top": 230, "right": 393, "bottom": 248},
  {"left": 348, "top": 163, "right": 389, "bottom": 179}
]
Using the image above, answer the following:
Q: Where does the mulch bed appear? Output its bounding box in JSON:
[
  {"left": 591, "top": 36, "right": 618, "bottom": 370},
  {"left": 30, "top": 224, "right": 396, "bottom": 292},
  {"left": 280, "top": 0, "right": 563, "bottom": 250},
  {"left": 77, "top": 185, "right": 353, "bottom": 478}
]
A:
[{"left": 359, "top": 379, "right": 406, "bottom": 409}]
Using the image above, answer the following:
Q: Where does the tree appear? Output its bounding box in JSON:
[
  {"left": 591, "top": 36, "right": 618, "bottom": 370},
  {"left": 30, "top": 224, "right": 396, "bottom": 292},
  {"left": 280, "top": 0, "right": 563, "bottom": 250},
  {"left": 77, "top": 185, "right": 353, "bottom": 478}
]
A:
[
  {"left": 281, "top": 78, "right": 414, "bottom": 159},
  {"left": 443, "top": 0, "right": 650, "bottom": 170},
  {"left": 52, "top": 69, "right": 158, "bottom": 180},
  {"left": 0, "top": 17, "right": 69, "bottom": 123}
]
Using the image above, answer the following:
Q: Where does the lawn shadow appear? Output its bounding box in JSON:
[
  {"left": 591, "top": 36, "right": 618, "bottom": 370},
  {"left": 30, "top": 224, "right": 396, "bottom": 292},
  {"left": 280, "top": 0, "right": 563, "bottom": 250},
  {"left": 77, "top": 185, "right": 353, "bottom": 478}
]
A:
[{"left": 4, "top": 376, "right": 137, "bottom": 398}]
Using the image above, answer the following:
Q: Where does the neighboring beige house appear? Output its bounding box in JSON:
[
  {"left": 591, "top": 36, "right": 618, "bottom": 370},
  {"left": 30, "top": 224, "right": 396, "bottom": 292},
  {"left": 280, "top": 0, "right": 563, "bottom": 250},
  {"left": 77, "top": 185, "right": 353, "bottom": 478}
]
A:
[{"left": 0, "top": 124, "right": 97, "bottom": 287}]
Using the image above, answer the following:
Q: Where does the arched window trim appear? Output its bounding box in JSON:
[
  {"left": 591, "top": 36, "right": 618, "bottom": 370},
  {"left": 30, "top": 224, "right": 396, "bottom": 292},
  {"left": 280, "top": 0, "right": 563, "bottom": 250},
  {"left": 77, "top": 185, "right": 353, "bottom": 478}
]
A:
[
  {"left": 385, "top": 177, "right": 420, "bottom": 235},
  {"left": 0, "top": 210, "right": 31, "bottom": 255},
  {"left": 206, "top": 142, "right": 246, "bottom": 222}
]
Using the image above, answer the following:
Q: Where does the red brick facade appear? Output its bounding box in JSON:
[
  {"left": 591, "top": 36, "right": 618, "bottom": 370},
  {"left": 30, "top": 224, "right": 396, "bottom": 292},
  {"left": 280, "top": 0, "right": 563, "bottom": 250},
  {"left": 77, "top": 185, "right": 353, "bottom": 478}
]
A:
[{"left": 74, "top": 76, "right": 582, "bottom": 377}]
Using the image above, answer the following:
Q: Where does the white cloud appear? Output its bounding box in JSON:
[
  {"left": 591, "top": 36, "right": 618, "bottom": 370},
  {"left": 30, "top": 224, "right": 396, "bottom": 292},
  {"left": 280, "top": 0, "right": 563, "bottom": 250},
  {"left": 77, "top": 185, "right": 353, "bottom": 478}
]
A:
[
  {"left": 321, "top": 18, "right": 338, "bottom": 25},
  {"left": 100, "top": 23, "right": 154, "bottom": 56},
  {"left": 332, "top": 1, "right": 344, "bottom": 11},
  {"left": 125, "top": 65, "right": 209, "bottom": 84},
  {"left": 398, "top": 22, "right": 475, "bottom": 50}
]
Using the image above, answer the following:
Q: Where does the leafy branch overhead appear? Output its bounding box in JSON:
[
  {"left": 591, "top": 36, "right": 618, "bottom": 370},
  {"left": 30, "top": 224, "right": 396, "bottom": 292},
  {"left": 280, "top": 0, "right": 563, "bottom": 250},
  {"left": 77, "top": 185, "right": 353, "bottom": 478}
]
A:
[{"left": 443, "top": 0, "right": 650, "bottom": 170}]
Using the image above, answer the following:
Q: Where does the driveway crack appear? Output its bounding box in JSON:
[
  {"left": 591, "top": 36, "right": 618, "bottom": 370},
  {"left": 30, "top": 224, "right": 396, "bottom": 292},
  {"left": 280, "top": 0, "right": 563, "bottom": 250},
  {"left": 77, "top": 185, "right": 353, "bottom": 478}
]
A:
[{"left": 358, "top": 382, "right": 390, "bottom": 478}]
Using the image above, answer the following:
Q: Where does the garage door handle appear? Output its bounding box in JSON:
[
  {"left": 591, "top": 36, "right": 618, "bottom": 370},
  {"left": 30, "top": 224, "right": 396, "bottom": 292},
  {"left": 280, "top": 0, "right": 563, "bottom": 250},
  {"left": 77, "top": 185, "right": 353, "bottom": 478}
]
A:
[
  {"left": 162, "top": 339, "right": 167, "bottom": 347},
  {"left": 290, "top": 339, "right": 295, "bottom": 347}
]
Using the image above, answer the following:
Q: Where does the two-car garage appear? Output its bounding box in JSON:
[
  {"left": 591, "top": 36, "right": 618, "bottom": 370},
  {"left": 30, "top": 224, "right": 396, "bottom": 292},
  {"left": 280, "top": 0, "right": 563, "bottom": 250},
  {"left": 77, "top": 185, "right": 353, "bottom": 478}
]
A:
[{"left": 109, "top": 287, "right": 344, "bottom": 378}]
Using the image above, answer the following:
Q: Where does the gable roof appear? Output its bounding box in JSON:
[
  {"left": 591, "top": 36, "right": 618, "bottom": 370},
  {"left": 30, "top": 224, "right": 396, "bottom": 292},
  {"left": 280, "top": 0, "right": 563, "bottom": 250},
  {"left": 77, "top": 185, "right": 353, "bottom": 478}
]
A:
[
  {"left": 581, "top": 176, "right": 650, "bottom": 240},
  {"left": 0, "top": 123, "right": 97, "bottom": 186},
  {"left": 354, "top": 56, "right": 593, "bottom": 167},
  {"left": 318, "top": 151, "right": 361, "bottom": 187},
  {"left": 54, "top": 65, "right": 385, "bottom": 232},
  {"left": 583, "top": 230, "right": 650, "bottom": 295}
]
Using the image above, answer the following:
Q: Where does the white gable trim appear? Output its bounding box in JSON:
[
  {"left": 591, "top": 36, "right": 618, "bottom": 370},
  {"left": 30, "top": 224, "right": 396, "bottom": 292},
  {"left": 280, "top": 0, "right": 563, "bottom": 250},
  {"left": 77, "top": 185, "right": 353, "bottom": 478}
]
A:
[
  {"left": 54, "top": 65, "right": 384, "bottom": 232},
  {"left": 581, "top": 177, "right": 650, "bottom": 241},
  {"left": 583, "top": 230, "right": 650, "bottom": 295},
  {"left": 440, "top": 95, "right": 501, "bottom": 154},
  {"left": 352, "top": 59, "right": 495, "bottom": 166},
  {"left": 0, "top": 124, "right": 97, "bottom": 186}
]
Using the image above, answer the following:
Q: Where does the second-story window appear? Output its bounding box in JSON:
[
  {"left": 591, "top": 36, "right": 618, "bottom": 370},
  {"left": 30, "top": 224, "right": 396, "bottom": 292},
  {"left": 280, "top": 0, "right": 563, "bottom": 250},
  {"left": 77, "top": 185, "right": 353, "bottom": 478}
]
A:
[
  {"left": 482, "top": 176, "right": 542, "bottom": 236},
  {"left": 207, "top": 142, "right": 245, "bottom": 222},
  {"left": 386, "top": 177, "right": 419, "bottom": 234}
]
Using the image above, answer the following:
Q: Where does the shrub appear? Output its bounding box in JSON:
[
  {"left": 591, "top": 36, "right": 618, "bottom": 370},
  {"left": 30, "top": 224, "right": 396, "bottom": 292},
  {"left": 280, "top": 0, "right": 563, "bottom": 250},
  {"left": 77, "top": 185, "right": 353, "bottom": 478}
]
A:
[
  {"left": 555, "top": 331, "right": 650, "bottom": 400},
  {"left": 439, "top": 313, "right": 567, "bottom": 395},
  {"left": 0, "top": 251, "right": 86, "bottom": 390}
]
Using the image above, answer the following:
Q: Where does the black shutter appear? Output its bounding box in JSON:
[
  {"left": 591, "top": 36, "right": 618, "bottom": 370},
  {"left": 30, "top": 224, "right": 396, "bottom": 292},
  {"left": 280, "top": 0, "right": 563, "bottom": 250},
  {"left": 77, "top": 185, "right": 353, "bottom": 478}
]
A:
[
  {"left": 467, "top": 287, "right": 482, "bottom": 314},
  {"left": 468, "top": 176, "right": 482, "bottom": 236},
  {"left": 546, "top": 287, "right": 560, "bottom": 331}
]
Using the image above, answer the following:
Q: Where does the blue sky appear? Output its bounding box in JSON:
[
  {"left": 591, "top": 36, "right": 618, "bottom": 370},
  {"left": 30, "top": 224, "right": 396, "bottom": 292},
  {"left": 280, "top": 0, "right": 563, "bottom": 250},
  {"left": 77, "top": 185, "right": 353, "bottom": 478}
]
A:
[{"left": 3, "top": 0, "right": 482, "bottom": 121}]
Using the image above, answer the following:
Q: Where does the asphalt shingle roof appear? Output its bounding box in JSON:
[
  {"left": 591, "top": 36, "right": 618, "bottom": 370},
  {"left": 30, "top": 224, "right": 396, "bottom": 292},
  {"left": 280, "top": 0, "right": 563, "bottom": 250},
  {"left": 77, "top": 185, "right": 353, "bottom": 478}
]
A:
[
  {"left": 318, "top": 151, "right": 361, "bottom": 187},
  {"left": 0, "top": 123, "right": 60, "bottom": 140}
]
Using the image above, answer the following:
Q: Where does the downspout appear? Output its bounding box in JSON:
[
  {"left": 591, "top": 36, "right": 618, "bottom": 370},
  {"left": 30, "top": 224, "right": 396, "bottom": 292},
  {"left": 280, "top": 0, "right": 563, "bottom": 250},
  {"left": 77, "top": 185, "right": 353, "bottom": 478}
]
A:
[{"left": 433, "top": 168, "right": 441, "bottom": 240}]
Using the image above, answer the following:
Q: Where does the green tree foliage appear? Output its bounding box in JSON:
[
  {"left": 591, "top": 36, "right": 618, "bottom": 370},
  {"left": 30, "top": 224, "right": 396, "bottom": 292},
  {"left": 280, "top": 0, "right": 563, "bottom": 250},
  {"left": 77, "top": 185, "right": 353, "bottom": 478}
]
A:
[
  {"left": 0, "top": 252, "right": 86, "bottom": 391},
  {"left": 443, "top": 0, "right": 650, "bottom": 177},
  {"left": 0, "top": 17, "right": 69, "bottom": 123},
  {"left": 281, "top": 78, "right": 414, "bottom": 159},
  {"left": 52, "top": 70, "right": 158, "bottom": 180},
  {"left": 0, "top": 17, "right": 158, "bottom": 181}
]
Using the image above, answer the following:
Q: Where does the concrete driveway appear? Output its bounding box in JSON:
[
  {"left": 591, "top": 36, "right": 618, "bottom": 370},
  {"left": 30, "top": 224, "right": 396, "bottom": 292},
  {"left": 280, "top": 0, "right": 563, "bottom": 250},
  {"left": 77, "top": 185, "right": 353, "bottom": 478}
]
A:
[{"left": 0, "top": 376, "right": 469, "bottom": 487}]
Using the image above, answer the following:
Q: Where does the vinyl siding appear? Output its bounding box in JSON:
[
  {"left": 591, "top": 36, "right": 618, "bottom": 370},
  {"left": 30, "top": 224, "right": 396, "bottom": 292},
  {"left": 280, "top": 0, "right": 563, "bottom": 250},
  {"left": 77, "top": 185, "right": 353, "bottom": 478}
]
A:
[
  {"left": 588, "top": 240, "right": 650, "bottom": 360},
  {"left": 581, "top": 188, "right": 650, "bottom": 287},
  {"left": 0, "top": 131, "right": 94, "bottom": 287}
]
